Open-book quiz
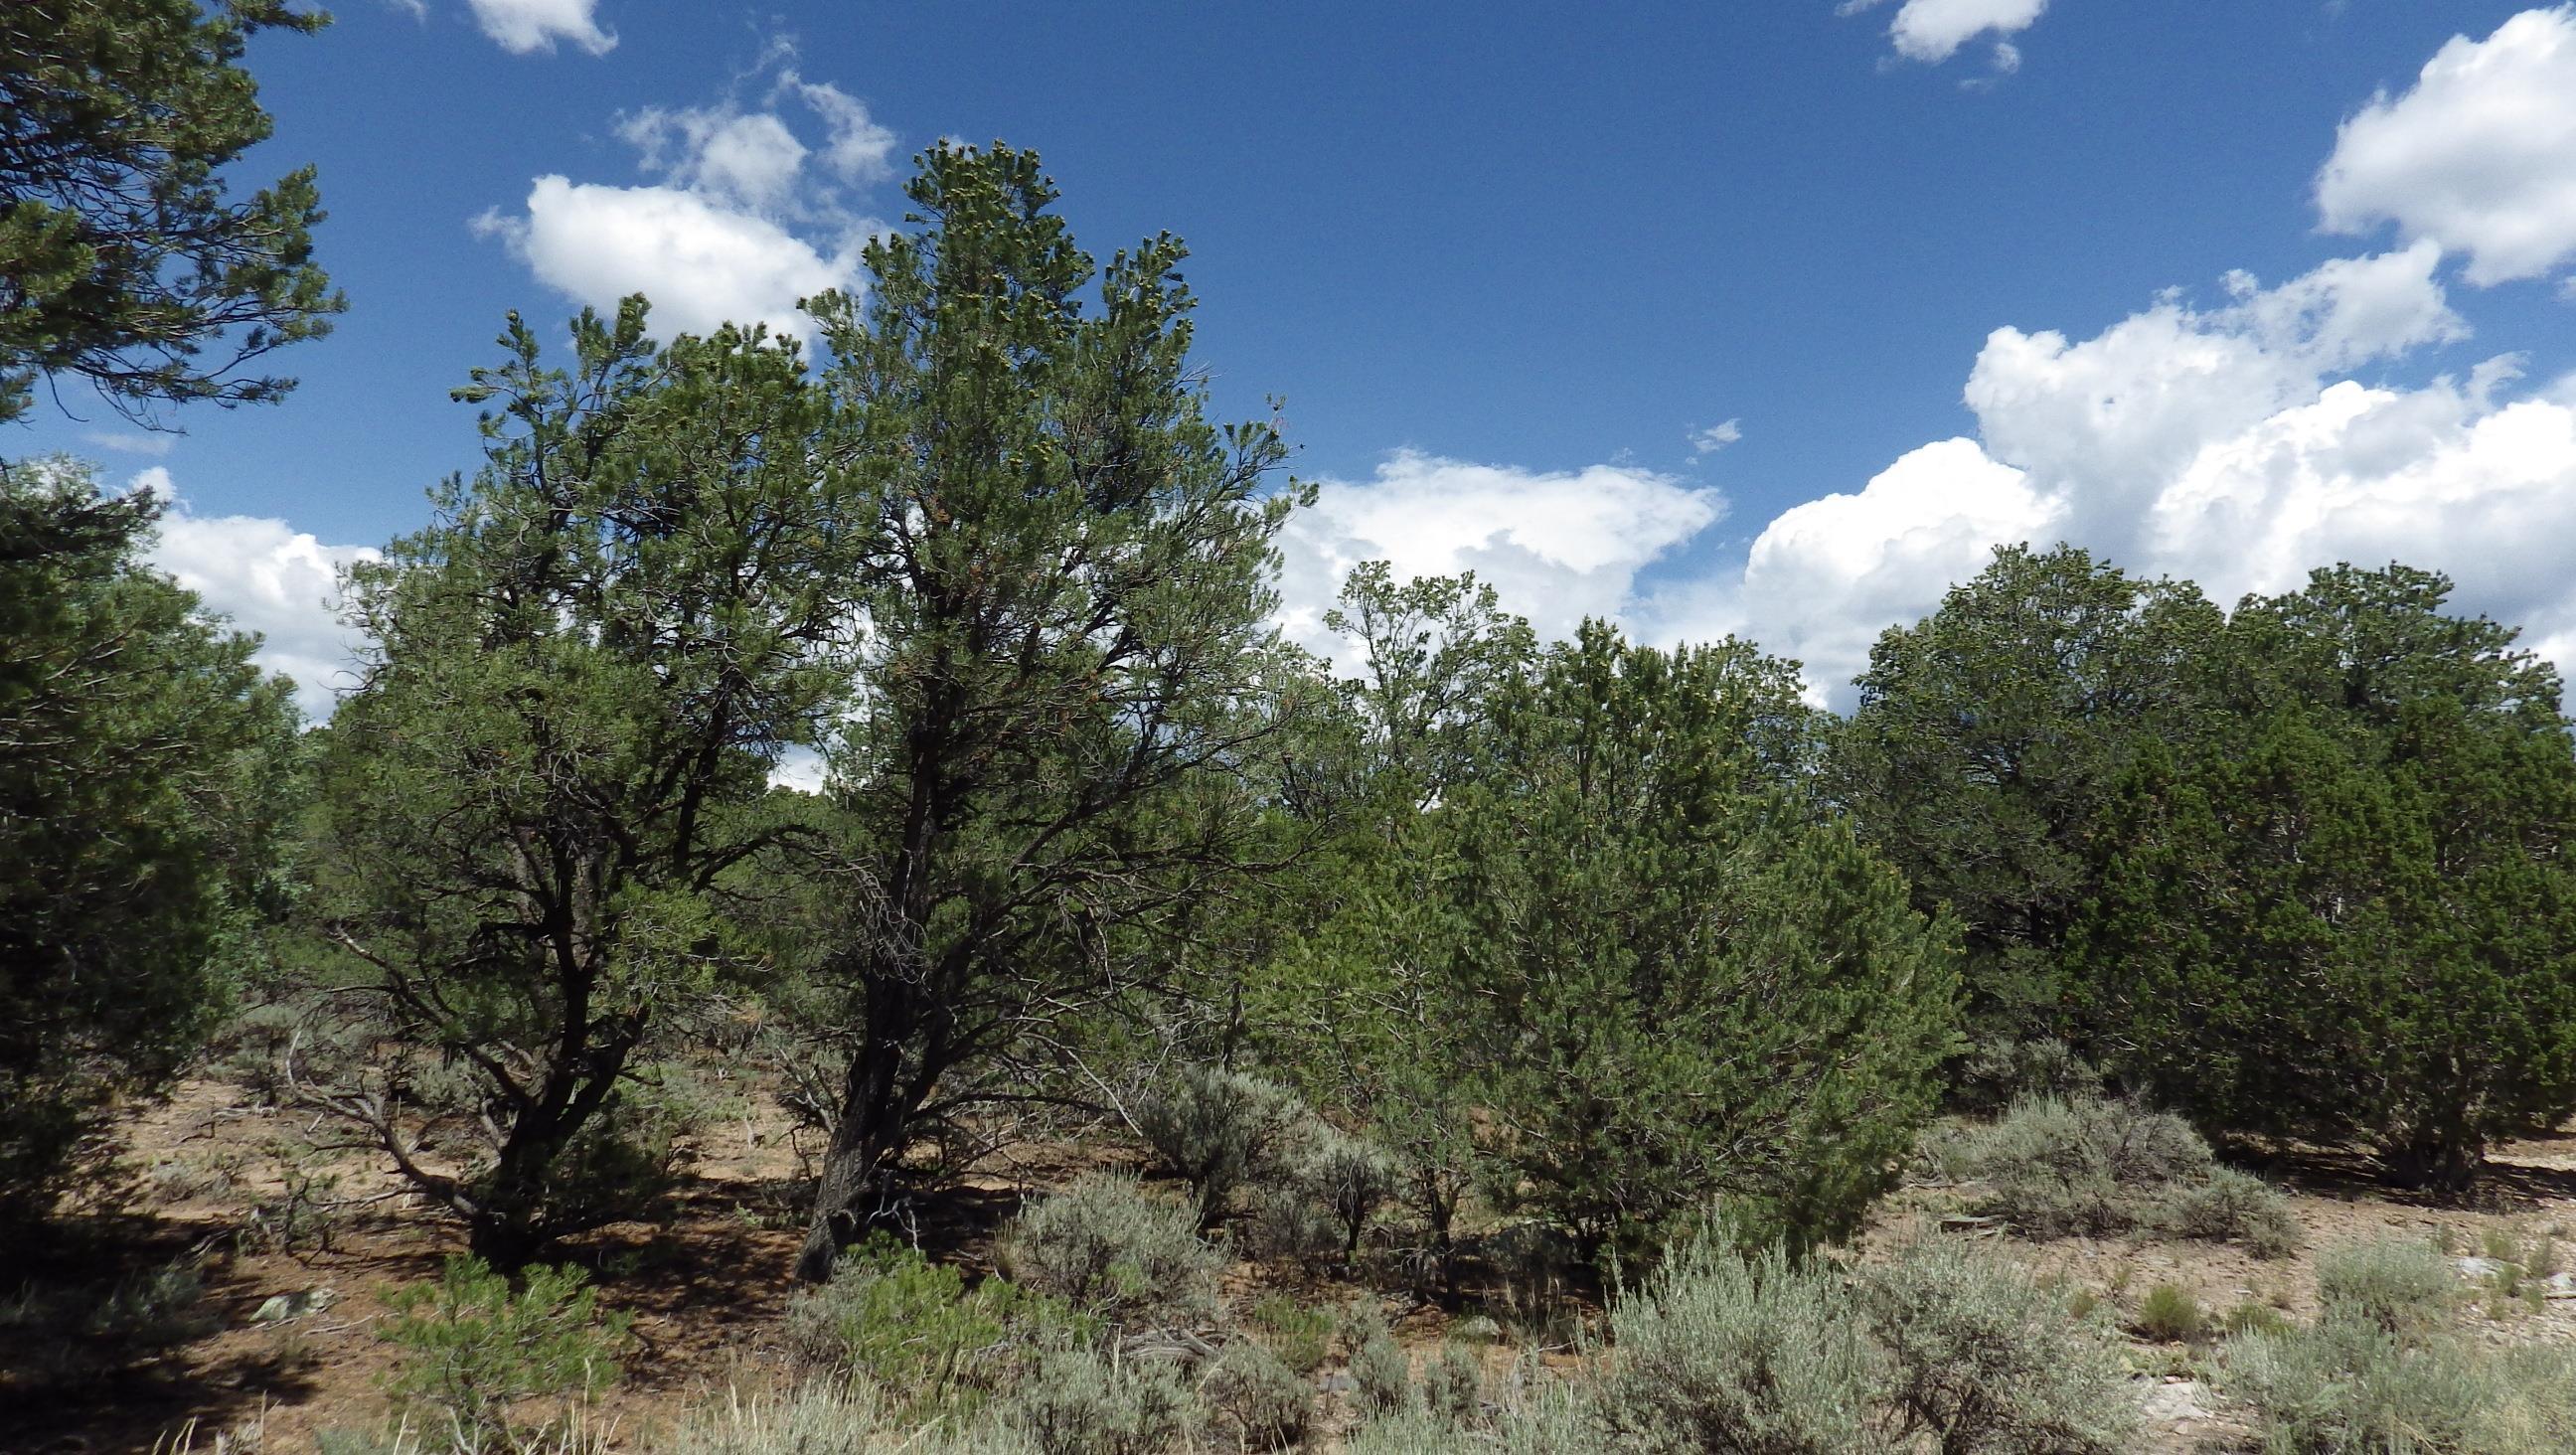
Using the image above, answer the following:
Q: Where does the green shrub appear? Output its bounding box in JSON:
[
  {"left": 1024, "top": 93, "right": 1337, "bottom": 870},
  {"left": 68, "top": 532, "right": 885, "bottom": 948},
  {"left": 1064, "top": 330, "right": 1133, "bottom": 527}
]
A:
[
  {"left": 1420, "top": 1343, "right": 1485, "bottom": 1426},
  {"left": 1348, "top": 1309, "right": 1413, "bottom": 1417},
  {"left": 1001, "top": 1345, "right": 1201, "bottom": 1455},
  {"left": 1134, "top": 1065, "right": 1314, "bottom": 1228},
  {"left": 1957, "top": 1094, "right": 2210, "bottom": 1237},
  {"left": 1305, "top": 1133, "right": 1394, "bottom": 1262},
  {"left": 999, "top": 1175, "right": 1220, "bottom": 1329},
  {"left": 2223, "top": 1300, "right": 2296, "bottom": 1339},
  {"left": 1249, "top": 1293, "right": 1333, "bottom": 1374},
  {"left": 1601, "top": 1237, "right": 1882, "bottom": 1453},
  {"left": 2316, "top": 1240, "right": 2456, "bottom": 1336},
  {"left": 784, "top": 1237, "right": 1089, "bottom": 1411},
  {"left": 2157, "top": 1166, "right": 2302, "bottom": 1258},
  {"left": 2131, "top": 1282, "right": 2207, "bottom": 1343},
  {"left": 2217, "top": 1318, "right": 2576, "bottom": 1454},
  {"left": 380, "top": 1256, "right": 629, "bottom": 1453},
  {"left": 1244, "top": 1183, "right": 1339, "bottom": 1269},
  {"left": 1201, "top": 1340, "right": 1312, "bottom": 1449},
  {"left": 1860, "top": 1237, "right": 2137, "bottom": 1454}
]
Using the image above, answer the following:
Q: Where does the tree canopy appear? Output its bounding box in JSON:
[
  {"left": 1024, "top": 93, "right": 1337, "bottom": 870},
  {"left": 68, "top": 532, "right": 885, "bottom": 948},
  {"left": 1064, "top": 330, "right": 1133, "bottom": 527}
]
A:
[
  {"left": 0, "top": 457, "right": 299, "bottom": 1221},
  {"left": 1, "top": 0, "right": 340, "bottom": 424}
]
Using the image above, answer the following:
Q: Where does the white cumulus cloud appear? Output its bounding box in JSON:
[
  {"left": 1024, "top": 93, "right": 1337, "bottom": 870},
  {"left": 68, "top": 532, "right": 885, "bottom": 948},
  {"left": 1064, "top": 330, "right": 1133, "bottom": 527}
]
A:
[
  {"left": 465, "top": 0, "right": 614, "bottom": 56},
  {"left": 1660, "top": 245, "right": 2576, "bottom": 708},
  {"left": 1275, "top": 450, "right": 1722, "bottom": 664},
  {"left": 133, "top": 468, "right": 380, "bottom": 722},
  {"left": 477, "top": 49, "right": 893, "bottom": 341},
  {"left": 476, "top": 178, "right": 857, "bottom": 340},
  {"left": 1649, "top": 438, "right": 2059, "bottom": 702},
  {"left": 1846, "top": 0, "right": 2050, "bottom": 66},
  {"left": 2317, "top": 6, "right": 2576, "bottom": 287}
]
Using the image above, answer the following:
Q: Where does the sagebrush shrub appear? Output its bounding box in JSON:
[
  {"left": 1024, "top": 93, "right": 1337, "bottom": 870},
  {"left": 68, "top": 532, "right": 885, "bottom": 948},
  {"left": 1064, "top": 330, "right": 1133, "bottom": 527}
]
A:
[
  {"left": 1343, "top": 1391, "right": 1614, "bottom": 1455},
  {"left": 1860, "top": 1237, "right": 2137, "bottom": 1454},
  {"left": 1304, "top": 1132, "right": 1394, "bottom": 1261},
  {"left": 1960, "top": 1038, "right": 2098, "bottom": 1111},
  {"left": 81, "top": 1255, "right": 218, "bottom": 1346},
  {"left": 1957, "top": 1094, "right": 2210, "bottom": 1237},
  {"left": 999, "top": 1175, "right": 1220, "bottom": 1328},
  {"left": 2156, "top": 1165, "right": 2301, "bottom": 1258},
  {"left": 1001, "top": 1344, "right": 1201, "bottom": 1455},
  {"left": 1201, "top": 1340, "right": 1313, "bottom": 1449},
  {"left": 2217, "top": 1317, "right": 2576, "bottom": 1454},
  {"left": 1479, "top": 1221, "right": 1582, "bottom": 1348},
  {"left": 2315, "top": 1239, "right": 2455, "bottom": 1336},
  {"left": 1347, "top": 1308, "right": 1413, "bottom": 1416},
  {"left": 658, "top": 1383, "right": 1044, "bottom": 1455},
  {"left": 380, "top": 1256, "right": 629, "bottom": 1453},
  {"left": 1244, "top": 1183, "right": 1339, "bottom": 1268},
  {"left": 784, "top": 1238, "right": 1088, "bottom": 1410},
  {"left": 1419, "top": 1343, "right": 1485, "bottom": 1426},
  {"left": 1601, "top": 1237, "right": 1883, "bottom": 1454},
  {"left": 1134, "top": 1064, "right": 1314, "bottom": 1227}
]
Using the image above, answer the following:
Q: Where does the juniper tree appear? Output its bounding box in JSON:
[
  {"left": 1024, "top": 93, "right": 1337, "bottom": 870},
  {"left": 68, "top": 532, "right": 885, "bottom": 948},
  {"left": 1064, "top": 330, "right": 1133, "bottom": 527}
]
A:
[
  {"left": 1829, "top": 544, "right": 2221, "bottom": 1045},
  {"left": 0, "top": 458, "right": 298, "bottom": 1221},
  {"left": 2072, "top": 566, "right": 2576, "bottom": 1192}
]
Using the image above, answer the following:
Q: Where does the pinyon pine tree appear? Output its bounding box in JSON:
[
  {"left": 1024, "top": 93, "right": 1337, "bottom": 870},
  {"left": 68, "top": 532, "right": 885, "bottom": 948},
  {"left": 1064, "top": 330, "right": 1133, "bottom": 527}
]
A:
[
  {"left": 1447, "top": 623, "right": 1959, "bottom": 1257},
  {"left": 792, "top": 144, "right": 1312, "bottom": 1280}
]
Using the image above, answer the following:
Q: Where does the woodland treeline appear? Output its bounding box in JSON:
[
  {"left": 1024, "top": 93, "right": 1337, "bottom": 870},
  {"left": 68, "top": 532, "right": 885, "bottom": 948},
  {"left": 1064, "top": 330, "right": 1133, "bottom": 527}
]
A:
[{"left": 8, "top": 2, "right": 2576, "bottom": 1291}]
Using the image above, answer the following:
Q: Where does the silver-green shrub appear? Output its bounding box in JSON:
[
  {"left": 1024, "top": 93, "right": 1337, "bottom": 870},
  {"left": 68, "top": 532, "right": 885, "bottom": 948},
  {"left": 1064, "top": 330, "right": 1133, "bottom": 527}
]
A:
[
  {"left": 2314, "top": 1239, "right": 2456, "bottom": 1336},
  {"left": 1956, "top": 1094, "right": 2210, "bottom": 1237},
  {"left": 998, "top": 1175, "right": 1220, "bottom": 1329},
  {"left": 1200, "top": 1339, "right": 1312, "bottom": 1449},
  {"left": 1600, "top": 1238, "right": 1884, "bottom": 1454},
  {"left": 1860, "top": 1237, "right": 2137, "bottom": 1453},
  {"left": 2158, "top": 1165, "right": 2302, "bottom": 1258},
  {"left": 1133, "top": 1064, "right": 1314, "bottom": 1227},
  {"left": 1000, "top": 1344, "right": 1201, "bottom": 1455}
]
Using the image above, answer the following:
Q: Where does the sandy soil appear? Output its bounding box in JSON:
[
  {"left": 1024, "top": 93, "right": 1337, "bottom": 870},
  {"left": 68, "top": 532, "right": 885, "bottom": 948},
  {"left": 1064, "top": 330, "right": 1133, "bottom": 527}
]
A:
[{"left": 11, "top": 1078, "right": 2576, "bottom": 1454}]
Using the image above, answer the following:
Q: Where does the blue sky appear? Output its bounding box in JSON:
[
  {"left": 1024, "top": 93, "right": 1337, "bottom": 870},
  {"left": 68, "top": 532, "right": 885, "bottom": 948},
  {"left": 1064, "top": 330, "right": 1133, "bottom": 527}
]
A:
[{"left": 21, "top": 1, "right": 2576, "bottom": 713}]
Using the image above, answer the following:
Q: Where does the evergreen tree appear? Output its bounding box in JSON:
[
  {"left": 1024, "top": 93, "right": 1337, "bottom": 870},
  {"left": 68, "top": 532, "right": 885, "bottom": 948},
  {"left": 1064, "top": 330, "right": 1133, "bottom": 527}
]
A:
[
  {"left": 1831, "top": 544, "right": 2221, "bottom": 1045},
  {"left": 2073, "top": 566, "right": 2576, "bottom": 1191},
  {"left": 0, "top": 458, "right": 299, "bottom": 1221},
  {"left": 2, "top": 0, "right": 341, "bottom": 423},
  {"left": 1250, "top": 566, "right": 1535, "bottom": 1278},
  {"left": 792, "top": 145, "right": 1310, "bottom": 1281},
  {"left": 1447, "top": 623, "right": 1959, "bottom": 1257},
  {"left": 299, "top": 306, "right": 857, "bottom": 1266}
]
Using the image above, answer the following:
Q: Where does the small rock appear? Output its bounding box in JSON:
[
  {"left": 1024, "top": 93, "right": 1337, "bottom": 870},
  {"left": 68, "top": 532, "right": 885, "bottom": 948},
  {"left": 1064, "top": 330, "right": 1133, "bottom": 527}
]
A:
[
  {"left": 2455, "top": 1255, "right": 2508, "bottom": 1279},
  {"left": 2138, "top": 1376, "right": 2213, "bottom": 1427},
  {"left": 249, "top": 1287, "right": 335, "bottom": 1324},
  {"left": 2546, "top": 1272, "right": 2576, "bottom": 1299}
]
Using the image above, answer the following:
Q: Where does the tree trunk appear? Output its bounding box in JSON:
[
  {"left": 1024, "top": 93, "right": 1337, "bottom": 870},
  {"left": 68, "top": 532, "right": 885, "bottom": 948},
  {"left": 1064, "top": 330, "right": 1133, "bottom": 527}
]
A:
[
  {"left": 468, "top": 1112, "right": 564, "bottom": 1272},
  {"left": 2382, "top": 1131, "right": 2483, "bottom": 1197},
  {"left": 794, "top": 1034, "right": 916, "bottom": 1284}
]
